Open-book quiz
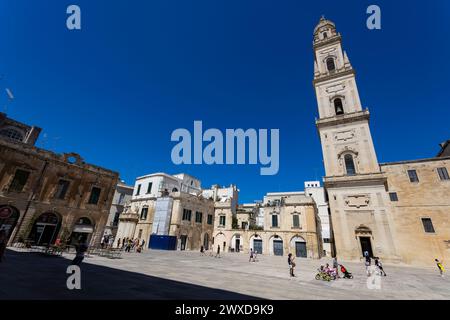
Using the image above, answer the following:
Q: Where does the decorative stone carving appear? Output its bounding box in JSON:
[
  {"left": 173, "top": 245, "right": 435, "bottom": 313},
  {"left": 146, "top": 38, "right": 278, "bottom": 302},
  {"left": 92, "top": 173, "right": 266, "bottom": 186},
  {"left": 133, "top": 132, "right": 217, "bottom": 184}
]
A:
[
  {"left": 334, "top": 130, "right": 355, "bottom": 142},
  {"left": 344, "top": 195, "right": 370, "bottom": 208},
  {"left": 326, "top": 84, "right": 346, "bottom": 94}
]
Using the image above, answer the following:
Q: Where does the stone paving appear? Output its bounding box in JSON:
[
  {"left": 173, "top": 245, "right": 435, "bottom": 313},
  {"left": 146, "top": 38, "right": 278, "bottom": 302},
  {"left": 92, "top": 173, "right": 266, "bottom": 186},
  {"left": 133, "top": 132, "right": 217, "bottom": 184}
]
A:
[{"left": 1, "top": 248, "right": 449, "bottom": 299}]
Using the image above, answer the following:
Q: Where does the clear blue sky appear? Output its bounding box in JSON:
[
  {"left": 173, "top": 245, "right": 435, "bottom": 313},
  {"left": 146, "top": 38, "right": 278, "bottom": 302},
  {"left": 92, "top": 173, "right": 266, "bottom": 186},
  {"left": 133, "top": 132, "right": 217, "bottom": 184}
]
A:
[{"left": 1, "top": 1, "right": 449, "bottom": 203}]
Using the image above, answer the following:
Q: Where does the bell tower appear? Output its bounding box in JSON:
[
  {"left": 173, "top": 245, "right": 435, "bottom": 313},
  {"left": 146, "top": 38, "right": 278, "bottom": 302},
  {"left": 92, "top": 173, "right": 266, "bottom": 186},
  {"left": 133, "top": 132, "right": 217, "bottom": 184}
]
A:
[
  {"left": 312, "top": 17, "right": 399, "bottom": 262},
  {"left": 313, "top": 16, "right": 380, "bottom": 177}
]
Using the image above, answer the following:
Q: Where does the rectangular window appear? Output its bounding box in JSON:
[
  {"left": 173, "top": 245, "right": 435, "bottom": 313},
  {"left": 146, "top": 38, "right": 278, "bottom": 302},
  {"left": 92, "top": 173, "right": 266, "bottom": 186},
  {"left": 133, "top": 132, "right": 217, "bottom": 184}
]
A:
[
  {"left": 140, "top": 207, "right": 148, "bottom": 220},
  {"left": 272, "top": 215, "right": 278, "bottom": 227},
  {"left": 207, "top": 214, "right": 213, "bottom": 225},
  {"left": 113, "top": 212, "right": 120, "bottom": 227},
  {"left": 54, "top": 179, "right": 70, "bottom": 200},
  {"left": 323, "top": 238, "right": 331, "bottom": 243},
  {"left": 136, "top": 184, "right": 141, "bottom": 195},
  {"left": 421, "top": 218, "right": 435, "bottom": 233},
  {"left": 437, "top": 167, "right": 450, "bottom": 181},
  {"left": 9, "top": 169, "right": 30, "bottom": 192},
  {"left": 147, "top": 182, "right": 153, "bottom": 194},
  {"left": 219, "top": 215, "right": 226, "bottom": 226},
  {"left": 407, "top": 170, "right": 419, "bottom": 183},
  {"left": 138, "top": 229, "right": 143, "bottom": 239},
  {"left": 195, "top": 211, "right": 203, "bottom": 223},
  {"left": 389, "top": 192, "right": 399, "bottom": 201},
  {"left": 292, "top": 215, "right": 300, "bottom": 228},
  {"left": 88, "top": 187, "right": 101, "bottom": 204},
  {"left": 182, "top": 209, "right": 192, "bottom": 221}
]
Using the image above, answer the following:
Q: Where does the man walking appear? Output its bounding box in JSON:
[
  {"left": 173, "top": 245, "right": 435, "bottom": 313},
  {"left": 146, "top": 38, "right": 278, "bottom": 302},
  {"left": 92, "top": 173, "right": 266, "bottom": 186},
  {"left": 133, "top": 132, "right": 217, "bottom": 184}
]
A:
[
  {"left": 249, "top": 248, "right": 254, "bottom": 262},
  {"left": 215, "top": 244, "right": 221, "bottom": 258},
  {"left": 71, "top": 240, "right": 88, "bottom": 266}
]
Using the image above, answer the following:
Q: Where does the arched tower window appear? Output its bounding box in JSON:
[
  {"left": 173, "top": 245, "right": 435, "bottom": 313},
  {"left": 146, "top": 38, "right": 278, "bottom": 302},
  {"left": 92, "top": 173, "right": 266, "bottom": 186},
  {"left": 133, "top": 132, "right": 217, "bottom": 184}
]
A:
[
  {"left": 344, "top": 154, "right": 356, "bottom": 175},
  {"left": 326, "top": 58, "right": 336, "bottom": 72},
  {"left": 322, "top": 32, "right": 328, "bottom": 39},
  {"left": 334, "top": 98, "right": 344, "bottom": 115}
]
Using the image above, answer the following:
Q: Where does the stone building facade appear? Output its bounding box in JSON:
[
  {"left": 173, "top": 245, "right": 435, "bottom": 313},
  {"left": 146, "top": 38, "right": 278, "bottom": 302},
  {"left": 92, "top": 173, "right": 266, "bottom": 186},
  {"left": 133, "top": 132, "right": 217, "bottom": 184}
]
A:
[
  {"left": 103, "top": 181, "right": 134, "bottom": 238},
  {"left": 312, "top": 17, "right": 450, "bottom": 266},
  {"left": 0, "top": 114, "right": 119, "bottom": 247},
  {"left": 114, "top": 173, "right": 221, "bottom": 251},
  {"left": 213, "top": 191, "right": 322, "bottom": 258}
]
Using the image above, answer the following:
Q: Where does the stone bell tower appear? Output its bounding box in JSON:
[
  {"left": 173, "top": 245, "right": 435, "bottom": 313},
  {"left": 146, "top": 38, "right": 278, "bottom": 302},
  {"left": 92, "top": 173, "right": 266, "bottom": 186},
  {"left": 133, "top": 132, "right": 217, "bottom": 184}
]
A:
[{"left": 312, "top": 17, "right": 399, "bottom": 262}]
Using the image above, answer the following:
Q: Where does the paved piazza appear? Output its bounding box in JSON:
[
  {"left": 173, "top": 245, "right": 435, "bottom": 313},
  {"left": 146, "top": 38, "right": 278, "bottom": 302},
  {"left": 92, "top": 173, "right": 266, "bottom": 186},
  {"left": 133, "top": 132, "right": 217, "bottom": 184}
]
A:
[{"left": 1, "top": 248, "right": 449, "bottom": 300}]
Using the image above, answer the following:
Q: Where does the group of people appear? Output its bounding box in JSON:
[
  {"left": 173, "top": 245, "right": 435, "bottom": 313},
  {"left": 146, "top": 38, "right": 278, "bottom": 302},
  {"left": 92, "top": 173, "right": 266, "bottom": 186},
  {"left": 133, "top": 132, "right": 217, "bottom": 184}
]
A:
[
  {"left": 117, "top": 237, "right": 145, "bottom": 253},
  {"left": 200, "top": 245, "right": 223, "bottom": 258},
  {"left": 100, "top": 235, "right": 114, "bottom": 249},
  {"left": 249, "top": 248, "right": 258, "bottom": 262},
  {"left": 363, "top": 252, "right": 387, "bottom": 277}
]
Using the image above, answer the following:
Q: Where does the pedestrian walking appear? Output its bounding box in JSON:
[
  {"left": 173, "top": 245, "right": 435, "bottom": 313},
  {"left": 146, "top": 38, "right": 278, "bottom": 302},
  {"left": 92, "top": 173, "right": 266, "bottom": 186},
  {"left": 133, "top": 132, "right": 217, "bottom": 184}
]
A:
[
  {"left": 117, "top": 238, "right": 121, "bottom": 249},
  {"left": 71, "top": 240, "right": 88, "bottom": 266},
  {"left": 125, "top": 239, "right": 131, "bottom": 252},
  {"left": 141, "top": 239, "right": 145, "bottom": 250},
  {"left": 435, "top": 259, "right": 445, "bottom": 277},
  {"left": 249, "top": 248, "right": 254, "bottom": 262},
  {"left": 375, "top": 257, "right": 386, "bottom": 276},
  {"left": 288, "top": 253, "right": 296, "bottom": 277},
  {"left": 364, "top": 255, "right": 371, "bottom": 276},
  {"left": 333, "top": 257, "right": 340, "bottom": 278},
  {"left": 200, "top": 245, "right": 205, "bottom": 256},
  {"left": 0, "top": 230, "right": 7, "bottom": 263},
  {"left": 215, "top": 244, "right": 221, "bottom": 258},
  {"left": 108, "top": 236, "right": 114, "bottom": 249}
]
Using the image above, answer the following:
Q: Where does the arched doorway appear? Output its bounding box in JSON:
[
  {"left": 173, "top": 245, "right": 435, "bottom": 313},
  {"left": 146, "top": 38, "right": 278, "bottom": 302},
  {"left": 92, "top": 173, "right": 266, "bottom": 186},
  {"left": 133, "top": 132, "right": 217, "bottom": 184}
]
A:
[
  {"left": 250, "top": 234, "right": 263, "bottom": 254},
  {"left": 231, "top": 234, "right": 242, "bottom": 252},
  {"left": 290, "top": 235, "right": 307, "bottom": 258},
  {"left": 0, "top": 205, "right": 20, "bottom": 242},
  {"left": 69, "top": 217, "right": 94, "bottom": 245},
  {"left": 28, "top": 212, "right": 61, "bottom": 246},
  {"left": 270, "top": 235, "right": 283, "bottom": 256},
  {"left": 355, "top": 225, "right": 373, "bottom": 257},
  {"left": 203, "top": 233, "right": 209, "bottom": 250},
  {"left": 214, "top": 232, "right": 226, "bottom": 253}
]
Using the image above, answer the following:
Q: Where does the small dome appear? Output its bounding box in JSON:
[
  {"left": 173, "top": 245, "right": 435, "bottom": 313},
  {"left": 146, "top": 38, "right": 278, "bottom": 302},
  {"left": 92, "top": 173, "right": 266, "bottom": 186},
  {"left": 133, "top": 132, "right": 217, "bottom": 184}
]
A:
[{"left": 314, "top": 16, "right": 336, "bottom": 35}]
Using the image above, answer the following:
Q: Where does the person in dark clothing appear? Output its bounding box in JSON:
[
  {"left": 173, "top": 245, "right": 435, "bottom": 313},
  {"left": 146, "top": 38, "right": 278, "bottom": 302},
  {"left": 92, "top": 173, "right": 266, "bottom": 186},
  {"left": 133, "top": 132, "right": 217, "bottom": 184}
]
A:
[
  {"left": 71, "top": 241, "right": 88, "bottom": 266},
  {"left": 215, "top": 245, "right": 221, "bottom": 258},
  {"left": 288, "top": 253, "right": 296, "bottom": 277},
  {"left": 375, "top": 257, "right": 386, "bottom": 276},
  {"left": 0, "top": 230, "right": 7, "bottom": 263}
]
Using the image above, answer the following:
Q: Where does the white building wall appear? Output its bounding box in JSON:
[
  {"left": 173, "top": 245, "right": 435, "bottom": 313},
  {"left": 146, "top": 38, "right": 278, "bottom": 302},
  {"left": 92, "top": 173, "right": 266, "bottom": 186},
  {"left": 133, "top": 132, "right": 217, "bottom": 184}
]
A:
[{"left": 304, "top": 181, "right": 332, "bottom": 256}]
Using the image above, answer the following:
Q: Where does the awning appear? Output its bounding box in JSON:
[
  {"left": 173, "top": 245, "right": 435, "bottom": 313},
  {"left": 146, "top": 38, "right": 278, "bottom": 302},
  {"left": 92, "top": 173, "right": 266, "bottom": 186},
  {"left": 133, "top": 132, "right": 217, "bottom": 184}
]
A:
[{"left": 73, "top": 225, "right": 94, "bottom": 233}]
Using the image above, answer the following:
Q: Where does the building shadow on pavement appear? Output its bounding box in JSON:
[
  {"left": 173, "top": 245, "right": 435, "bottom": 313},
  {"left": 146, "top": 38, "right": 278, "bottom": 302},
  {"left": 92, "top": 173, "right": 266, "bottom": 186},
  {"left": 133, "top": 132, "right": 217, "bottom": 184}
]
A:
[{"left": 0, "top": 249, "right": 261, "bottom": 300}]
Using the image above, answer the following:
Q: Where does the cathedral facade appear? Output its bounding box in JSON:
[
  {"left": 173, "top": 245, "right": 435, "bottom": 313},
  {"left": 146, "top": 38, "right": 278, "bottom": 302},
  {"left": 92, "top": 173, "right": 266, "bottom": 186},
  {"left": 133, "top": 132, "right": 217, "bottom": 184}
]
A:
[{"left": 313, "top": 17, "right": 450, "bottom": 266}]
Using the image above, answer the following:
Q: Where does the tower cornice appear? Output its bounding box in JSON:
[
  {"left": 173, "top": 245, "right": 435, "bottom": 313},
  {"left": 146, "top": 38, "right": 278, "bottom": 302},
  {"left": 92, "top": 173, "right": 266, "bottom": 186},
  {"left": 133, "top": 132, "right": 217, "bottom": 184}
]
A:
[
  {"left": 323, "top": 172, "right": 387, "bottom": 189},
  {"left": 313, "top": 34, "right": 342, "bottom": 50},
  {"left": 315, "top": 109, "right": 370, "bottom": 129},
  {"left": 313, "top": 68, "right": 355, "bottom": 85}
]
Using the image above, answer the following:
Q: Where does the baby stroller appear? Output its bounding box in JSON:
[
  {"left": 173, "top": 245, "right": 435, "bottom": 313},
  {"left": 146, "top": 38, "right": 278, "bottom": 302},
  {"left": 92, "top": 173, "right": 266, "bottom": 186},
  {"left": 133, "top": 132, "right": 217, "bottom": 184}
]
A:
[{"left": 340, "top": 264, "right": 353, "bottom": 279}]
